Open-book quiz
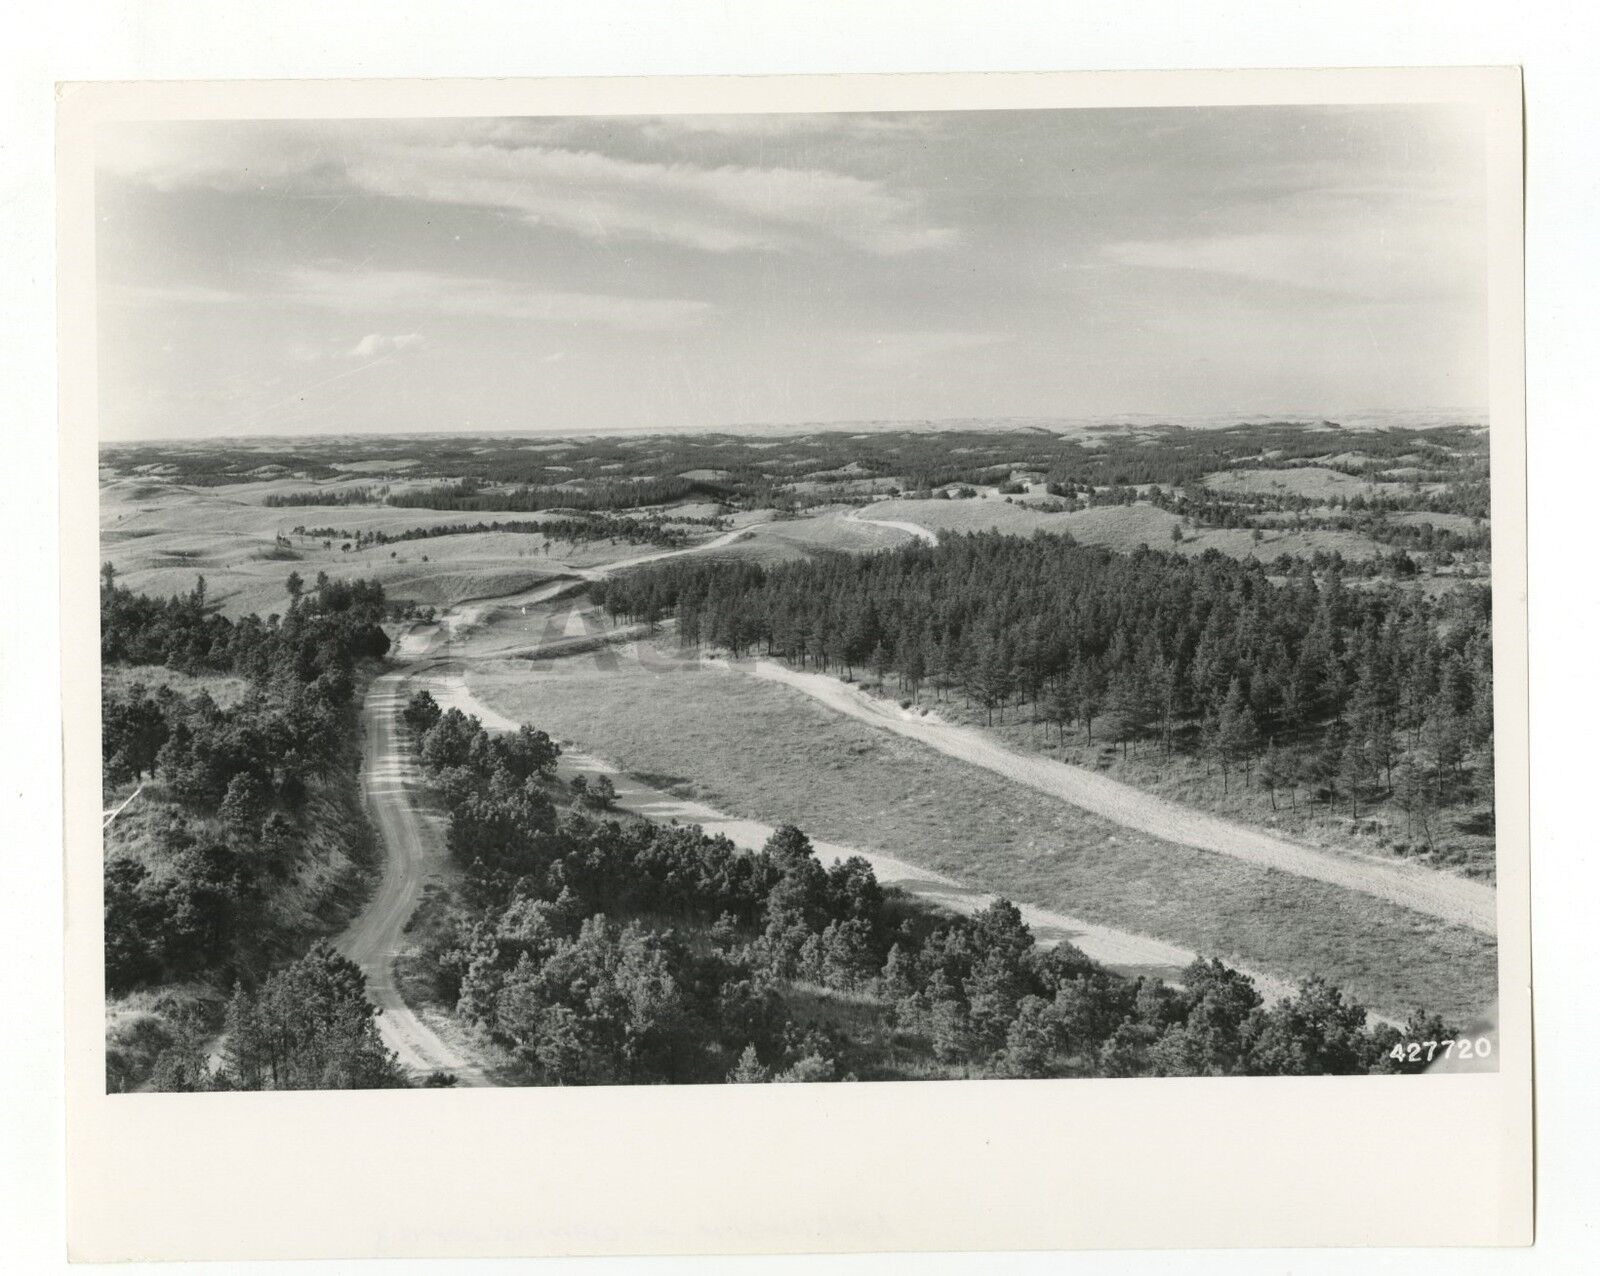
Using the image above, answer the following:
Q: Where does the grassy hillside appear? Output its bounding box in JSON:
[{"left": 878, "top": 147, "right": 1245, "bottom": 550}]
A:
[{"left": 859, "top": 496, "right": 1390, "bottom": 561}]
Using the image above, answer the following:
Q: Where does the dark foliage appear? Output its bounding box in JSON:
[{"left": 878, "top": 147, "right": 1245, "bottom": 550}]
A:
[
  {"left": 597, "top": 531, "right": 1493, "bottom": 823},
  {"left": 101, "top": 569, "right": 393, "bottom": 994},
  {"left": 213, "top": 944, "right": 407, "bottom": 1090}
]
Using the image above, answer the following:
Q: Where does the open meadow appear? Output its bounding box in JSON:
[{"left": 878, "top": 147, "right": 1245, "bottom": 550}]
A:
[
  {"left": 858, "top": 495, "right": 1393, "bottom": 561},
  {"left": 465, "top": 634, "right": 1496, "bottom": 1023}
]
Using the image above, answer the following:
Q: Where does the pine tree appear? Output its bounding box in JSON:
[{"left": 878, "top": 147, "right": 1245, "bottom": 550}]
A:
[
  {"left": 1258, "top": 740, "right": 1289, "bottom": 812},
  {"left": 727, "top": 1044, "right": 770, "bottom": 1083},
  {"left": 1212, "top": 679, "right": 1258, "bottom": 795}
]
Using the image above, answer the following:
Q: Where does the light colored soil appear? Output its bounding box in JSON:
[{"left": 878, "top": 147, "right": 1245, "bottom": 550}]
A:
[
  {"left": 845, "top": 508, "right": 937, "bottom": 545},
  {"left": 746, "top": 510, "right": 914, "bottom": 553}
]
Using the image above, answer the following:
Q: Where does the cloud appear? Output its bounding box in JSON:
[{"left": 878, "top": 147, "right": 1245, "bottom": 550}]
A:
[
  {"left": 347, "top": 332, "right": 424, "bottom": 359},
  {"left": 109, "top": 265, "right": 713, "bottom": 332},
  {"left": 286, "top": 267, "right": 713, "bottom": 330},
  {"left": 99, "top": 121, "right": 957, "bottom": 256},
  {"left": 104, "top": 282, "right": 239, "bottom": 307},
  {"left": 1101, "top": 223, "right": 1482, "bottom": 302},
  {"left": 636, "top": 113, "right": 936, "bottom": 140}
]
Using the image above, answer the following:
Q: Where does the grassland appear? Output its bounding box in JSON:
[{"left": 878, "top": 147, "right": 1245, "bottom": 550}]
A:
[
  {"left": 752, "top": 510, "right": 915, "bottom": 552},
  {"left": 465, "top": 643, "right": 1496, "bottom": 1023},
  {"left": 1201, "top": 466, "right": 1445, "bottom": 500},
  {"left": 860, "top": 497, "right": 1389, "bottom": 561},
  {"left": 851, "top": 679, "right": 1497, "bottom": 882},
  {"left": 100, "top": 479, "right": 708, "bottom": 617}
]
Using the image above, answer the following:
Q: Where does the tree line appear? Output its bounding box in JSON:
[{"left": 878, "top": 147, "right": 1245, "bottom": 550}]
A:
[
  {"left": 594, "top": 532, "right": 1494, "bottom": 839},
  {"left": 400, "top": 690, "right": 1452, "bottom": 1081},
  {"left": 385, "top": 474, "right": 735, "bottom": 514},
  {"left": 263, "top": 485, "right": 383, "bottom": 507},
  {"left": 289, "top": 512, "right": 718, "bottom": 553}
]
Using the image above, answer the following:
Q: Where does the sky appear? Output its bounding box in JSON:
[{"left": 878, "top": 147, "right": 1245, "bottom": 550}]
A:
[{"left": 94, "top": 106, "right": 1489, "bottom": 440}]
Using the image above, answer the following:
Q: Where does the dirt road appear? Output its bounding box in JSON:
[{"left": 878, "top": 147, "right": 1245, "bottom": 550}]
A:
[
  {"left": 741, "top": 659, "right": 1497, "bottom": 936},
  {"left": 338, "top": 671, "right": 492, "bottom": 1085},
  {"left": 332, "top": 526, "right": 748, "bottom": 1082},
  {"left": 844, "top": 507, "right": 938, "bottom": 545}
]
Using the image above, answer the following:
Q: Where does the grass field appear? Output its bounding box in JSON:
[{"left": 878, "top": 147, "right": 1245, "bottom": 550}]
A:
[
  {"left": 755, "top": 511, "right": 914, "bottom": 552},
  {"left": 100, "top": 480, "right": 717, "bottom": 616},
  {"left": 465, "top": 642, "right": 1496, "bottom": 1023},
  {"left": 860, "top": 497, "right": 1389, "bottom": 561},
  {"left": 1387, "top": 509, "right": 1484, "bottom": 534},
  {"left": 1201, "top": 466, "right": 1445, "bottom": 500},
  {"left": 852, "top": 679, "right": 1497, "bottom": 882}
]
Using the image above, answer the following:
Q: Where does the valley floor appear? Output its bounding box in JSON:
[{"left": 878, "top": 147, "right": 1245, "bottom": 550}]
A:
[{"left": 460, "top": 616, "right": 1495, "bottom": 1024}]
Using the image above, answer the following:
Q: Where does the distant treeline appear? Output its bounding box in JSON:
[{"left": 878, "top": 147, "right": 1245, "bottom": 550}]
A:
[
  {"left": 291, "top": 513, "right": 717, "bottom": 552},
  {"left": 1153, "top": 485, "right": 1492, "bottom": 542},
  {"left": 110, "top": 422, "right": 1488, "bottom": 517},
  {"left": 386, "top": 474, "right": 732, "bottom": 514},
  {"left": 263, "top": 485, "right": 383, "bottom": 507},
  {"left": 596, "top": 533, "right": 1494, "bottom": 831},
  {"left": 398, "top": 689, "right": 1453, "bottom": 1081}
]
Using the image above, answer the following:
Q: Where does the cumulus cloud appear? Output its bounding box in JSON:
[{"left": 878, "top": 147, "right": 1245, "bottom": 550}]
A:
[
  {"left": 347, "top": 332, "right": 424, "bottom": 359},
  {"left": 98, "top": 120, "right": 957, "bottom": 256}
]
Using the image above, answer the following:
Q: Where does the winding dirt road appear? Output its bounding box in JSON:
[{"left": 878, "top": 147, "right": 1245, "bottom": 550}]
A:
[
  {"left": 739, "top": 658, "right": 1497, "bottom": 936},
  {"left": 338, "top": 671, "right": 492, "bottom": 1085},
  {"left": 334, "top": 527, "right": 750, "bottom": 1081},
  {"left": 844, "top": 507, "right": 938, "bottom": 545}
]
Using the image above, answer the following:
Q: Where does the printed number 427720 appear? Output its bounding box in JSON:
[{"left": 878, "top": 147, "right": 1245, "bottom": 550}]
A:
[{"left": 1390, "top": 1037, "right": 1493, "bottom": 1064}]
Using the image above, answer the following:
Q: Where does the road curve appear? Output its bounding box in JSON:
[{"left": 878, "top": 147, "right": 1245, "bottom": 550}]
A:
[
  {"left": 740, "top": 658, "right": 1497, "bottom": 937},
  {"left": 338, "top": 671, "right": 492, "bottom": 1085},
  {"left": 844, "top": 507, "right": 938, "bottom": 545}
]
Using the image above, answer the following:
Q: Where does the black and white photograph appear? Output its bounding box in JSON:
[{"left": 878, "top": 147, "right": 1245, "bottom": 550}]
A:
[{"left": 88, "top": 98, "right": 1515, "bottom": 1094}]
